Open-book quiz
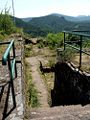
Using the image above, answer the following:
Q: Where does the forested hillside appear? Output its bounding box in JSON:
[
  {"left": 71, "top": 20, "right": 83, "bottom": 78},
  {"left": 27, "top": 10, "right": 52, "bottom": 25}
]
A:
[
  {"left": 15, "top": 14, "right": 90, "bottom": 37},
  {"left": 0, "top": 11, "right": 90, "bottom": 38}
]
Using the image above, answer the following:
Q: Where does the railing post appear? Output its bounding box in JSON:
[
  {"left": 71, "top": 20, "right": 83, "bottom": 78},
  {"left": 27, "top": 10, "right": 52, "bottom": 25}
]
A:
[
  {"left": 64, "top": 32, "right": 65, "bottom": 50},
  {"left": 1, "top": 40, "right": 17, "bottom": 120},
  {"left": 12, "top": 42, "right": 17, "bottom": 78},
  {"left": 79, "top": 35, "right": 82, "bottom": 68},
  {"left": 2, "top": 53, "right": 16, "bottom": 120}
]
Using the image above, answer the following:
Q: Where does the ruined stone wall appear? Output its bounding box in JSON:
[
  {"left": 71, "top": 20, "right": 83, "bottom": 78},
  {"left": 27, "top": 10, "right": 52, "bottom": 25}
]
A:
[{"left": 51, "top": 62, "right": 90, "bottom": 106}]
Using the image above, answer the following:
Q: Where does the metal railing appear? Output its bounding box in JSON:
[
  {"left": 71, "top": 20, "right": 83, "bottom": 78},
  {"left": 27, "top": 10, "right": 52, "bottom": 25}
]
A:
[
  {"left": 0, "top": 40, "right": 17, "bottom": 120},
  {"left": 63, "top": 31, "right": 90, "bottom": 68}
]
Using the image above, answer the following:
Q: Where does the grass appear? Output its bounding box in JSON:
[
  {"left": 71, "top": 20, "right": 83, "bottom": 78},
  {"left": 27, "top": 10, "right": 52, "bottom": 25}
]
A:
[
  {"left": 25, "top": 44, "right": 33, "bottom": 57},
  {"left": 0, "top": 44, "right": 8, "bottom": 59},
  {"left": 25, "top": 61, "right": 40, "bottom": 108},
  {"left": 42, "top": 72, "right": 54, "bottom": 106},
  {"left": 57, "top": 48, "right": 75, "bottom": 63},
  {"left": 25, "top": 44, "right": 43, "bottom": 57}
]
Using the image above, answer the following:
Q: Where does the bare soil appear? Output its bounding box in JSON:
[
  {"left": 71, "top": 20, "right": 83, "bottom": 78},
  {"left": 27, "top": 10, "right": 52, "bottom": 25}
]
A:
[
  {"left": 26, "top": 56, "right": 49, "bottom": 108},
  {"left": 25, "top": 45, "right": 56, "bottom": 108}
]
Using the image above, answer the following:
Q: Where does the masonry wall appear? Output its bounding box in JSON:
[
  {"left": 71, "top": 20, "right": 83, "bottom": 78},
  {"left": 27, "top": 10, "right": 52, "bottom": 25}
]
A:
[{"left": 51, "top": 62, "right": 90, "bottom": 106}]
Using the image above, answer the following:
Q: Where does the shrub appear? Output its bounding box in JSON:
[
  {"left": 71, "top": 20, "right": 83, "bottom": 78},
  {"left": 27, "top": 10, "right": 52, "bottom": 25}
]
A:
[
  {"left": 25, "top": 45, "right": 33, "bottom": 57},
  {"left": 58, "top": 48, "right": 75, "bottom": 62},
  {"left": 25, "top": 61, "right": 40, "bottom": 107},
  {"left": 0, "top": 8, "right": 19, "bottom": 36},
  {"left": 46, "top": 32, "right": 63, "bottom": 49},
  {"left": 37, "top": 41, "right": 44, "bottom": 48}
]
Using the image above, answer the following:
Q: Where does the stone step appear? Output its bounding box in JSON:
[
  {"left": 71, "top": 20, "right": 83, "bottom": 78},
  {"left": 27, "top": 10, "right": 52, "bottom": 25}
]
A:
[{"left": 26, "top": 105, "right": 90, "bottom": 120}]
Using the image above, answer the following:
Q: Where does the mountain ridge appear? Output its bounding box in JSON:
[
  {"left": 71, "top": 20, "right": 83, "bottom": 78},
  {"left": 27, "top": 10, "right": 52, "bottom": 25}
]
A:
[
  {"left": 21, "top": 13, "right": 90, "bottom": 22},
  {"left": 15, "top": 13, "right": 90, "bottom": 36}
]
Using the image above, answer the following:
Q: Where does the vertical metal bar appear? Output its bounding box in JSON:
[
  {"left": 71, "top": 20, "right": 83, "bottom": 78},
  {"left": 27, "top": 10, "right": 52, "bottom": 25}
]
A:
[
  {"left": 10, "top": 77, "right": 16, "bottom": 108},
  {"left": 2, "top": 83, "right": 11, "bottom": 120},
  {"left": 64, "top": 32, "right": 65, "bottom": 50},
  {"left": 2, "top": 54, "right": 16, "bottom": 120},
  {"left": 0, "top": 86, "right": 4, "bottom": 102},
  {"left": 13, "top": 42, "right": 17, "bottom": 78},
  {"left": 8, "top": 54, "right": 11, "bottom": 72},
  {"left": 8, "top": 54, "right": 16, "bottom": 107},
  {"left": 79, "top": 35, "right": 82, "bottom": 68}
]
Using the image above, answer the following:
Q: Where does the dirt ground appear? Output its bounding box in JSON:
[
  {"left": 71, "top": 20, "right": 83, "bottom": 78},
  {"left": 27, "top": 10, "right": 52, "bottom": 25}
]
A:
[
  {"left": 25, "top": 45, "right": 56, "bottom": 108},
  {"left": 25, "top": 44, "right": 90, "bottom": 120}
]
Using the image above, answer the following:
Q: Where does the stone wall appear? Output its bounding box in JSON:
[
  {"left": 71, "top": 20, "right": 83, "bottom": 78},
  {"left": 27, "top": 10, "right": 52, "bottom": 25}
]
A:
[{"left": 51, "top": 62, "right": 90, "bottom": 106}]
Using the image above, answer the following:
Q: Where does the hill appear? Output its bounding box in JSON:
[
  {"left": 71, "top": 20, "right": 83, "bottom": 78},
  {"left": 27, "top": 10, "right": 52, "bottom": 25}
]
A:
[
  {"left": 50, "top": 13, "right": 90, "bottom": 22},
  {"left": 27, "top": 15, "right": 75, "bottom": 32},
  {"left": 21, "top": 13, "right": 90, "bottom": 22},
  {"left": 15, "top": 14, "right": 90, "bottom": 36}
]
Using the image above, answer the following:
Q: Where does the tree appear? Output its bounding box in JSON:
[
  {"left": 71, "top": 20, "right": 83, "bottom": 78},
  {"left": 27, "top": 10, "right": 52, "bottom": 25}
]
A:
[
  {"left": 46, "top": 33, "right": 63, "bottom": 49},
  {"left": 0, "top": 9, "right": 16, "bottom": 35}
]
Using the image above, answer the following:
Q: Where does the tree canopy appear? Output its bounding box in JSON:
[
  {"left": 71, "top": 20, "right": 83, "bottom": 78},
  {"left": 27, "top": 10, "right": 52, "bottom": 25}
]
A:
[{"left": 0, "top": 9, "right": 16, "bottom": 34}]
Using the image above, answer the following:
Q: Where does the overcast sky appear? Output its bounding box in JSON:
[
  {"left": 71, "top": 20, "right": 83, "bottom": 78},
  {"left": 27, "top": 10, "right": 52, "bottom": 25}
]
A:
[{"left": 0, "top": 0, "right": 90, "bottom": 18}]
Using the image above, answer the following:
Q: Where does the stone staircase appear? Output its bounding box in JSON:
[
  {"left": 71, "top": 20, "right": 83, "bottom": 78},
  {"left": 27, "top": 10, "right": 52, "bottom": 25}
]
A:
[{"left": 26, "top": 104, "right": 90, "bottom": 120}]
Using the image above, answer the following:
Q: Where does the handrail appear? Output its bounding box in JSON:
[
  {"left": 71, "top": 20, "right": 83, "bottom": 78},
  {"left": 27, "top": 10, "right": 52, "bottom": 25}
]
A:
[
  {"left": 2, "top": 39, "right": 14, "bottom": 65},
  {"left": 1, "top": 39, "right": 17, "bottom": 120},
  {"left": 63, "top": 31, "right": 90, "bottom": 38},
  {"left": 65, "top": 42, "right": 90, "bottom": 56},
  {"left": 0, "top": 41, "right": 10, "bottom": 45},
  {"left": 11, "top": 59, "right": 16, "bottom": 79},
  {"left": 62, "top": 31, "right": 90, "bottom": 68}
]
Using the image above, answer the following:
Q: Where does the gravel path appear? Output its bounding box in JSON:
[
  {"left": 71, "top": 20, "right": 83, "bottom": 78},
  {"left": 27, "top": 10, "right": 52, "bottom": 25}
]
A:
[{"left": 26, "top": 56, "right": 49, "bottom": 108}]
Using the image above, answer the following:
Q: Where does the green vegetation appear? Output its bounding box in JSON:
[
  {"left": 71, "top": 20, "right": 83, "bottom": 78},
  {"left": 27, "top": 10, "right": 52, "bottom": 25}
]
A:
[
  {"left": 14, "top": 14, "right": 90, "bottom": 37},
  {"left": 58, "top": 48, "right": 75, "bottom": 62},
  {"left": 0, "top": 8, "right": 22, "bottom": 59},
  {"left": 67, "top": 34, "right": 90, "bottom": 49},
  {"left": 36, "top": 33, "right": 64, "bottom": 49},
  {"left": 0, "top": 9, "right": 23, "bottom": 40},
  {"left": 83, "top": 38, "right": 90, "bottom": 48},
  {"left": 36, "top": 37, "right": 46, "bottom": 49},
  {"left": 25, "top": 45, "right": 33, "bottom": 57},
  {"left": 25, "top": 61, "right": 40, "bottom": 107},
  {"left": 46, "top": 33, "right": 63, "bottom": 49},
  {"left": 0, "top": 9, "right": 15, "bottom": 36}
]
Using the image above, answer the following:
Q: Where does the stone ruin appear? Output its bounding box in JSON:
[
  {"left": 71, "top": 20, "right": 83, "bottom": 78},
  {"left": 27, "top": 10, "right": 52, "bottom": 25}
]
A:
[{"left": 51, "top": 62, "right": 90, "bottom": 106}]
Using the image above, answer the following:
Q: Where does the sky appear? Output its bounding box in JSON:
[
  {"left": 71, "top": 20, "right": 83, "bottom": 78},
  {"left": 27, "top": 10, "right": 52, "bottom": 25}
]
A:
[{"left": 0, "top": 0, "right": 90, "bottom": 18}]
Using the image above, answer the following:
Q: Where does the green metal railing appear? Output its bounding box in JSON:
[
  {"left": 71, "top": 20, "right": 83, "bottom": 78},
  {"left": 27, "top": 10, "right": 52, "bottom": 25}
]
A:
[
  {"left": 2, "top": 39, "right": 17, "bottom": 78},
  {"left": 0, "top": 40, "right": 17, "bottom": 120},
  {"left": 63, "top": 31, "right": 90, "bottom": 68}
]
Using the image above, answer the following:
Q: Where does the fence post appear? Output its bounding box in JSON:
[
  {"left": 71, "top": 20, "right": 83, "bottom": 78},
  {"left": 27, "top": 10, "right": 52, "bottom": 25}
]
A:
[
  {"left": 64, "top": 32, "right": 65, "bottom": 50},
  {"left": 79, "top": 35, "right": 82, "bottom": 68},
  {"left": 8, "top": 53, "right": 16, "bottom": 107},
  {"left": 12, "top": 42, "right": 17, "bottom": 78},
  {"left": 1, "top": 40, "right": 17, "bottom": 120}
]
